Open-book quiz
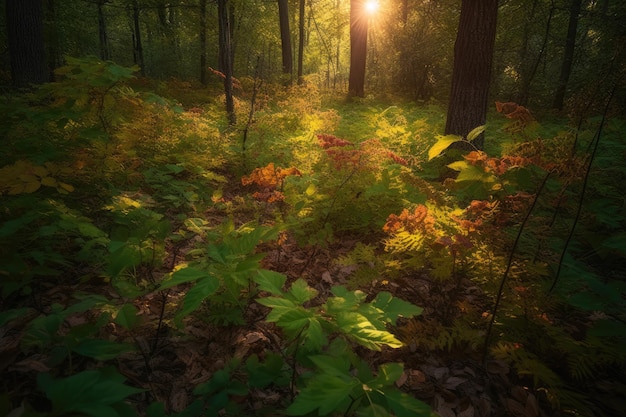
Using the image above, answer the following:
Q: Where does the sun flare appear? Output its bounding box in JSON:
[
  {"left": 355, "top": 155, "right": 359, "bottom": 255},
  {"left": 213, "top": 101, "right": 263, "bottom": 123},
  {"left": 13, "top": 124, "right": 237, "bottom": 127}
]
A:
[{"left": 365, "top": 0, "right": 379, "bottom": 14}]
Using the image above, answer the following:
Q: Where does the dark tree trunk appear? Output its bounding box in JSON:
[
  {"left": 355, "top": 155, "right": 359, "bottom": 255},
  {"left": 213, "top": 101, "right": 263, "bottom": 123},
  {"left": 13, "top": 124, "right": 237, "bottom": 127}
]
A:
[
  {"left": 218, "top": 0, "right": 236, "bottom": 125},
  {"left": 131, "top": 0, "right": 145, "bottom": 76},
  {"left": 97, "top": 0, "right": 110, "bottom": 61},
  {"left": 200, "top": 0, "right": 207, "bottom": 85},
  {"left": 297, "top": 0, "right": 305, "bottom": 84},
  {"left": 348, "top": 0, "right": 368, "bottom": 98},
  {"left": 6, "top": 0, "right": 49, "bottom": 88},
  {"left": 553, "top": 0, "right": 582, "bottom": 110},
  {"left": 278, "top": 0, "right": 293, "bottom": 81},
  {"left": 45, "top": 0, "right": 60, "bottom": 79},
  {"left": 444, "top": 0, "right": 499, "bottom": 150}
]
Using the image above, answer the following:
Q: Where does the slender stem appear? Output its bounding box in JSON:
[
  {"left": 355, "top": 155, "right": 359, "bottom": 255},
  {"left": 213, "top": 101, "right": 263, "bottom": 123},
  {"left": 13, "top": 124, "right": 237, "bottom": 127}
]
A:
[{"left": 482, "top": 171, "right": 551, "bottom": 362}]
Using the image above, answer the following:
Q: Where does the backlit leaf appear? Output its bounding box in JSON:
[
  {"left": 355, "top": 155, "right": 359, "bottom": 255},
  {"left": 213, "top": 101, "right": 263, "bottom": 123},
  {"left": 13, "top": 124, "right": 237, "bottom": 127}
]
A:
[{"left": 428, "top": 135, "right": 461, "bottom": 160}]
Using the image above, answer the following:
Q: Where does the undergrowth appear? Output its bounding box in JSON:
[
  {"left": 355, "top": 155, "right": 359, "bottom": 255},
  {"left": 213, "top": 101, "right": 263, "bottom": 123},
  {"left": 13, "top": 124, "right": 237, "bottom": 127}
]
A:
[{"left": 0, "top": 59, "right": 624, "bottom": 417}]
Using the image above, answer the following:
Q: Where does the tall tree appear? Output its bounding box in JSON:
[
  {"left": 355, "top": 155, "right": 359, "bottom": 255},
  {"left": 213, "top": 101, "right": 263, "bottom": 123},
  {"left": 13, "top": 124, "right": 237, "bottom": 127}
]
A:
[
  {"left": 444, "top": 0, "right": 499, "bottom": 150},
  {"left": 218, "top": 0, "right": 236, "bottom": 125},
  {"left": 348, "top": 0, "right": 368, "bottom": 97},
  {"left": 6, "top": 0, "right": 49, "bottom": 88},
  {"left": 277, "top": 0, "right": 293, "bottom": 81},
  {"left": 199, "top": 0, "right": 208, "bottom": 85},
  {"left": 297, "top": 0, "right": 305, "bottom": 84},
  {"left": 130, "top": 0, "right": 145, "bottom": 76},
  {"left": 552, "top": 0, "right": 582, "bottom": 110},
  {"left": 97, "top": 0, "right": 110, "bottom": 60}
]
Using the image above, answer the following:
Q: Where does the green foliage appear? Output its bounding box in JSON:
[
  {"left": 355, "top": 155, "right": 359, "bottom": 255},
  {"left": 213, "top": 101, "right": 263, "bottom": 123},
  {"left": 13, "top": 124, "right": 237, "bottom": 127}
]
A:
[{"left": 32, "top": 368, "right": 143, "bottom": 417}]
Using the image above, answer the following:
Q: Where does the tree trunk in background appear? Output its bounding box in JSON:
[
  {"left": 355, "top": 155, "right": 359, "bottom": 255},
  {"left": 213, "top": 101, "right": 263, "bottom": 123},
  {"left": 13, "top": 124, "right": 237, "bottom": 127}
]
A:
[
  {"left": 444, "top": 0, "right": 498, "bottom": 150},
  {"left": 348, "top": 0, "right": 368, "bottom": 98},
  {"left": 553, "top": 0, "right": 582, "bottom": 110},
  {"left": 218, "top": 0, "right": 236, "bottom": 125},
  {"left": 45, "top": 0, "right": 60, "bottom": 79},
  {"left": 199, "top": 0, "right": 207, "bottom": 85},
  {"left": 278, "top": 0, "right": 293, "bottom": 82},
  {"left": 97, "top": 0, "right": 110, "bottom": 61},
  {"left": 131, "top": 0, "right": 145, "bottom": 76},
  {"left": 297, "top": 0, "right": 305, "bottom": 84},
  {"left": 6, "top": 0, "right": 49, "bottom": 88}
]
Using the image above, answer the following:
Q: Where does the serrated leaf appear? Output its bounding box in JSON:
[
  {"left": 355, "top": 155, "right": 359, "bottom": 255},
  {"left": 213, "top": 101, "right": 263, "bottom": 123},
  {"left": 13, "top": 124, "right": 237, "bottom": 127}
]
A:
[
  {"left": 287, "top": 374, "right": 358, "bottom": 416},
  {"left": 428, "top": 135, "right": 462, "bottom": 160},
  {"left": 114, "top": 304, "right": 140, "bottom": 329},
  {"left": 255, "top": 269, "right": 287, "bottom": 295},
  {"left": 178, "top": 276, "right": 220, "bottom": 319},
  {"left": 288, "top": 278, "right": 318, "bottom": 303},
  {"left": 159, "top": 267, "right": 213, "bottom": 290},
  {"left": 336, "top": 312, "right": 404, "bottom": 350},
  {"left": 372, "top": 292, "right": 423, "bottom": 325},
  {"left": 257, "top": 297, "right": 296, "bottom": 322},
  {"left": 384, "top": 389, "right": 432, "bottom": 417},
  {"left": 72, "top": 339, "right": 135, "bottom": 360},
  {"left": 373, "top": 363, "right": 404, "bottom": 386}
]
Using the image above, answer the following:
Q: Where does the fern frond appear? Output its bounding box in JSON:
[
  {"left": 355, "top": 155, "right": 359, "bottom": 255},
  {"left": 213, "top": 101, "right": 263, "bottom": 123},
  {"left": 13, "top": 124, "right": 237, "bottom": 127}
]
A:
[{"left": 384, "top": 229, "right": 426, "bottom": 253}]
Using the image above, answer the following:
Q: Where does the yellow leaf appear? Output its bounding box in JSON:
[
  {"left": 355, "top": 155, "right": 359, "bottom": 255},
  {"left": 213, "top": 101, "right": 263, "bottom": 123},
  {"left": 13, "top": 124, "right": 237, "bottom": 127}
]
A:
[
  {"left": 57, "top": 182, "right": 75, "bottom": 193},
  {"left": 41, "top": 177, "right": 57, "bottom": 187},
  {"left": 22, "top": 182, "right": 41, "bottom": 194}
]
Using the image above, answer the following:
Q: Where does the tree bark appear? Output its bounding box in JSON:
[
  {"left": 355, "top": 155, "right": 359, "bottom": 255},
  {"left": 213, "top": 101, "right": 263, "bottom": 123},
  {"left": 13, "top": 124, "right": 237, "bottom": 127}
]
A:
[
  {"left": 444, "top": 0, "right": 499, "bottom": 150},
  {"left": 200, "top": 0, "right": 207, "bottom": 85},
  {"left": 348, "top": 0, "right": 368, "bottom": 98},
  {"left": 278, "top": 0, "right": 293, "bottom": 81},
  {"left": 6, "top": 0, "right": 49, "bottom": 88},
  {"left": 297, "top": 0, "right": 305, "bottom": 84},
  {"left": 97, "top": 0, "right": 110, "bottom": 61},
  {"left": 553, "top": 0, "right": 582, "bottom": 110},
  {"left": 131, "top": 0, "right": 145, "bottom": 76},
  {"left": 218, "top": 0, "right": 236, "bottom": 125}
]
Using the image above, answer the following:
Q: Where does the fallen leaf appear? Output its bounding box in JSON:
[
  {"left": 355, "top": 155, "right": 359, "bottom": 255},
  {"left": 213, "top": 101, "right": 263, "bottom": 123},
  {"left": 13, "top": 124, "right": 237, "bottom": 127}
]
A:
[{"left": 443, "top": 376, "right": 467, "bottom": 390}]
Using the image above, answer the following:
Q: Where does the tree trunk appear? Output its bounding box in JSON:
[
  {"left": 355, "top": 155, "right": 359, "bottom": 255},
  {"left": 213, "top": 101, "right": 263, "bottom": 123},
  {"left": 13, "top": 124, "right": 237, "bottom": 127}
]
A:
[
  {"left": 348, "top": 0, "right": 368, "bottom": 98},
  {"left": 278, "top": 0, "right": 293, "bottom": 81},
  {"left": 297, "top": 0, "right": 305, "bottom": 84},
  {"left": 218, "top": 0, "right": 236, "bottom": 125},
  {"left": 200, "top": 0, "right": 207, "bottom": 85},
  {"left": 444, "top": 0, "right": 499, "bottom": 150},
  {"left": 6, "top": 0, "right": 49, "bottom": 88},
  {"left": 97, "top": 0, "right": 110, "bottom": 61},
  {"left": 131, "top": 0, "right": 145, "bottom": 76},
  {"left": 553, "top": 0, "right": 582, "bottom": 110}
]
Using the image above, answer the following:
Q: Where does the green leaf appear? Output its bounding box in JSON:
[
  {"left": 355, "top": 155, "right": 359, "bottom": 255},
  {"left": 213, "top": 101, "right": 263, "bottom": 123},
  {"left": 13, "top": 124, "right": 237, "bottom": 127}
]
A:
[
  {"left": 428, "top": 134, "right": 462, "bottom": 160},
  {"left": 160, "top": 267, "right": 213, "bottom": 290},
  {"left": 287, "top": 373, "right": 358, "bottom": 416},
  {"left": 72, "top": 339, "right": 135, "bottom": 360},
  {"left": 336, "top": 312, "right": 404, "bottom": 350},
  {"left": 178, "top": 275, "right": 220, "bottom": 319},
  {"left": 114, "top": 304, "right": 140, "bottom": 329},
  {"left": 384, "top": 388, "right": 432, "bottom": 417},
  {"left": 255, "top": 269, "right": 287, "bottom": 295},
  {"left": 373, "top": 363, "right": 404, "bottom": 386},
  {"left": 257, "top": 297, "right": 297, "bottom": 322},
  {"left": 288, "top": 278, "right": 318, "bottom": 303},
  {"left": 371, "top": 292, "right": 423, "bottom": 325}
]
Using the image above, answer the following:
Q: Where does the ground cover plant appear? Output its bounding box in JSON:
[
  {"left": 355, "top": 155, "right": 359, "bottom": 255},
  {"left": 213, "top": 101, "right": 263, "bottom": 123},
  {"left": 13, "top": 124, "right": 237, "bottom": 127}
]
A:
[{"left": 1, "top": 59, "right": 625, "bottom": 417}]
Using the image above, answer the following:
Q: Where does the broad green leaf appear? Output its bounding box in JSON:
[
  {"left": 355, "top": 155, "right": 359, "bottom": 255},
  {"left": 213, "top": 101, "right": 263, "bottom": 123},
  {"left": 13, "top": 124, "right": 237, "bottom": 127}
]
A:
[
  {"left": 178, "top": 276, "right": 220, "bottom": 319},
  {"left": 373, "top": 363, "right": 404, "bottom": 386},
  {"left": 384, "top": 389, "right": 432, "bottom": 417},
  {"left": 0, "top": 308, "right": 30, "bottom": 327},
  {"left": 357, "top": 403, "right": 392, "bottom": 417},
  {"left": 309, "top": 355, "right": 351, "bottom": 377},
  {"left": 287, "top": 374, "right": 358, "bottom": 416},
  {"left": 288, "top": 278, "right": 318, "bottom": 303},
  {"left": 336, "top": 312, "right": 404, "bottom": 350},
  {"left": 257, "top": 296, "right": 297, "bottom": 322},
  {"left": 254, "top": 269, "right": 287, "bottom": 295},
  {"left": 114, "top": 304, "right": 140, "bottom": 329},
  {"left": 160, "top": 267, "right": 213, "bottom": 290},
  {"left": 428, "top": 134, "right": 462, "bottom": 160},
  {"left": 72, "top": 339, "right": 135, "bottom": 360},
  {"left": 371, "top": 292, "right": 423, "bottom": 325}
]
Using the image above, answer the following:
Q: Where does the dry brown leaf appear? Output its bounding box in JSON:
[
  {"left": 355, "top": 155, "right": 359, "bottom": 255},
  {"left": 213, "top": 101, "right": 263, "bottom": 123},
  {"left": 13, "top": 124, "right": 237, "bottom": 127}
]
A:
[
  {"left": 525, "top": 392, "right": 539, "bottom": 417},
  {"left": 443, "top": 376, "right": 467, "bottom": 390},
  {"left": 395, "top": 371, "right": 408, "bottom": 387},
  {"left": 170, "top": 389, "right": 188, "bottom": 413},
  {"left": 511, "top": 385, "right": 528, "bottom": 403},
  {"left": 457, "top": 404, "right": 475, "bottom": 417},
  {"left": 12, "top": 357, "right": 51, "bottom": 373},
  {"left": 409, "top": 369, "right": 427, "bottom": 384},
  {"left": 505, "top": 398, "right": 527, "bottom": 417}
]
